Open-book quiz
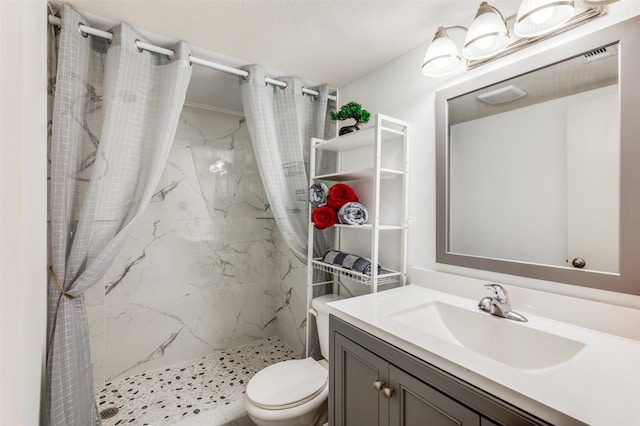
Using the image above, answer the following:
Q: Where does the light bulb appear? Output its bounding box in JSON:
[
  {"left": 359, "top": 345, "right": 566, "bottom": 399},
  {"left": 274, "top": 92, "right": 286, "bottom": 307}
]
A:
[
  {"left": 530, "top": 7, "right": 554, "bottom": 24},
  {"left": 474, "top": 36, "right": 494, "bottom": 50},
  {"left": 514, "top": 0, "right": 575, "bottom": 37},
  {"left": 422, "top": 30, "right": 462, "bottom": 76},
  {"left": 430, "top": 57, "right": 451, "bottom": 70}
]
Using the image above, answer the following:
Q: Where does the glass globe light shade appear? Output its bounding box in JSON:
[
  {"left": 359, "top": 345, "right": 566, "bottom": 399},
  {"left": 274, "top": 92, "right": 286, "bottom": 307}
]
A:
[
  {"left": 422, "top": 30, "right": 463, "bottom": 76},
  {"left": 463, "top": 3, "right": 510, "bottom": 60},
  {"left": 514, "top": 0, "right": 575, "bottom": 38},
  {"left": 579, "top": 0, "right": 619, "bottom": 5}
]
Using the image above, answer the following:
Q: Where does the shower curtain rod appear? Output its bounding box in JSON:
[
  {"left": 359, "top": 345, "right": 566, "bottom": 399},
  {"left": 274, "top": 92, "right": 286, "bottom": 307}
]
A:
[{"left": 48, "top": 15, "right": 337, "bottom": 101}]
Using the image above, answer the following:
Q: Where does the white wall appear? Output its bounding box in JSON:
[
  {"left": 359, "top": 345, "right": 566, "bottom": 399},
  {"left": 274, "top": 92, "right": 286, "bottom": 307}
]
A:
[
  {"left": 340, "top": 2, "right": 640, "bottom": 308},
  {"left": 0, "top": 0, "right": 48, "bottom": 425}
]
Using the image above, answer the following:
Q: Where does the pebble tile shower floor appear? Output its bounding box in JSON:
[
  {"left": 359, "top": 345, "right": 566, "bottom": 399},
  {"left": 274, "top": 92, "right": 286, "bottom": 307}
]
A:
[{"left": 96, "top": 337, "right": 296, "bottom": 425}]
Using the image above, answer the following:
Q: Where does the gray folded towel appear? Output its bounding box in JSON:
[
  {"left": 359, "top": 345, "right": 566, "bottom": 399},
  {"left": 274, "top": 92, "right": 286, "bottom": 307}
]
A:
[
  {"left": 309, "top": 182, "right": 328, "bottom": 208},
  {"left": 338, "top": 202, "right": 368, "bottom": 225},
  {"left": 322, "top": 250, "right": 381, "bottom": 276}
]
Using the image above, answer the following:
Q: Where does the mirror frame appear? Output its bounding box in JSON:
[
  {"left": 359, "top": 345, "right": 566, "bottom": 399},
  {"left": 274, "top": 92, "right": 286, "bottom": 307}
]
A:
[{"left": 436, "top": 15, "right": 640, "bottom": 295}]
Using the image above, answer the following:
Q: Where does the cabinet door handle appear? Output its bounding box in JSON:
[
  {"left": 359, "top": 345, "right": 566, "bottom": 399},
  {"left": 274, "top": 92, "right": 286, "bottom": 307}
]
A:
[
  {"left": 382, "top": 386, "right": 395, "bottom": 399},
  {"left": 373, "top": 380, "right": 385, "bottom": 391}
]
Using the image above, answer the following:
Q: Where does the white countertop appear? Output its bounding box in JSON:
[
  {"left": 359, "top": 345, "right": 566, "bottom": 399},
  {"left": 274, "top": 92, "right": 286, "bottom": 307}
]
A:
[{"left": 327, "top": 275, "right": 640, "bottom": 425}]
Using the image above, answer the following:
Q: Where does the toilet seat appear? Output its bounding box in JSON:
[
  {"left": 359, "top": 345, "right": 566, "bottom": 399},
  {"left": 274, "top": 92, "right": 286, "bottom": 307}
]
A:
[{"left": 246, "top": 357, "right": 328, "bottom": 410}]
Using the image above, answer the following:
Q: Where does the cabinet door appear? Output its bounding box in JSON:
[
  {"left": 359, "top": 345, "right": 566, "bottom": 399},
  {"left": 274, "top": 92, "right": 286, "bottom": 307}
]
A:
[
  {"left": 388, "top": 365, "right": 480, "bottom": 426},
  {"left": 333, "top": 333, "right": 390, "bottom": 426}
]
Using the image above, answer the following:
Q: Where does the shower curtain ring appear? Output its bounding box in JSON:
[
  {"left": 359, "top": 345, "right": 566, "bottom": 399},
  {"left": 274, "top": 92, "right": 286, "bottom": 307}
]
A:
[
  {"left": 77, "top": 22, "right": 89, "bottom": 38},
  {"left": 51, "top": 15, "right": 61, "bottom": 30},
  {"left": 49, "top": 15, "right": 62, "bottom": 36},
  {"left": 135, "top": 39, "right": 144, "bottom": 53},
  {"left": 242, "top": 69, "right": 251, "bottom": 81},
  {"left": 303, "top": 87, "right": 319, "bottom": 99}
]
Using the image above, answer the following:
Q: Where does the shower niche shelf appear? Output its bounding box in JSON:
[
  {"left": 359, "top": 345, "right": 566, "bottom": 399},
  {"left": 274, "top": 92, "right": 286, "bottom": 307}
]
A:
[{"left": 305, "top": 114, "right": 409, "bottom": 355}]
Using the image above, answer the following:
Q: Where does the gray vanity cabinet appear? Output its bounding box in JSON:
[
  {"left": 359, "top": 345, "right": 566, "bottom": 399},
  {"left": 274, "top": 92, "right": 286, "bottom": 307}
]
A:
[
  {"left": 388, "top": 365, "right": 479, "bottom": 425},
  {"left": 332, "top": 331, "right": 478, "bottom": 426},
  {"left": 330, "top": 316, "right": 552, "bottom": 426},
  {"left": 332, "top": 332, "right": 389, "bottom": 425}
]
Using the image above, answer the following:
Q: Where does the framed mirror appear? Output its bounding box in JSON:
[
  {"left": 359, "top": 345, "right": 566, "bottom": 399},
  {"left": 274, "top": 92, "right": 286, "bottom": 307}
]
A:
[{"left": 436, "top": 16, "right": 640, "bottom": 295}]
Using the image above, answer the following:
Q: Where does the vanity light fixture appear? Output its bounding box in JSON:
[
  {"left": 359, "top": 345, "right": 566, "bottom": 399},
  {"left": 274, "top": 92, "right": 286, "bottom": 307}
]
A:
[
  {"left": 422, "top": 0, "right": 619, "bottom": 77},
  {"left": 514, "top": 0, "right": 576, "bottom": 37},
  {"left": 463, "top": 2, "right": 510, "bottom": 60},
  {"left": 421, "top": 0, "right": 612, "bottom": 77},
  {"left": 422, "top": 26, "right": 466, "bottom": 76}
]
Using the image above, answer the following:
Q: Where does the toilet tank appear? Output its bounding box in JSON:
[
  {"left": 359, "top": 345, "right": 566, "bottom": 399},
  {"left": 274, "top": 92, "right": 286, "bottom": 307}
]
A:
[{"left": 311, "top": 294, "right": 344, "bottom": 361}]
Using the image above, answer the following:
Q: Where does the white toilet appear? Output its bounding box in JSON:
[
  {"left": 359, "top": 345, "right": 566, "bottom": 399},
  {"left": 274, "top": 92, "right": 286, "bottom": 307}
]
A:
[{"left": 245, "top": 294, "right": 342, "bottom": 426}]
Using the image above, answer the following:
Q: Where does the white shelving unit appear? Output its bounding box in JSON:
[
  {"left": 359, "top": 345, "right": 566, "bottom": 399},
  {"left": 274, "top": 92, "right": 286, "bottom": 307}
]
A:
[{"left": 305, "top": 114, "right": 409, "bottom": 355}]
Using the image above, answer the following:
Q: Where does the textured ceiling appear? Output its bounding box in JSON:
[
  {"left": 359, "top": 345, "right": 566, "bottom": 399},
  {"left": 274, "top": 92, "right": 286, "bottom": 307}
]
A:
[
  {"left": 64, "top": 1, "right": 522, "bottom": 87},
  {"left": 62, "top": 0, "right": 521, "bottom": 111}
]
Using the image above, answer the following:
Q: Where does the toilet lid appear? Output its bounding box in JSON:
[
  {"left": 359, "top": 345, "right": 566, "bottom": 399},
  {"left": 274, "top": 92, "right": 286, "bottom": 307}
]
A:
[{"left": 246, "top": 357, "right": 328, "bottom": 409}]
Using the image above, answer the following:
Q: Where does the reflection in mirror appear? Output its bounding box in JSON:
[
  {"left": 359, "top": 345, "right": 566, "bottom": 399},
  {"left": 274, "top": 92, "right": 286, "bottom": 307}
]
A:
[
  {"left": 447, "top": 43, "right": 619, "bottom": 273},
  {"left": 435, "top": 15, "right": 640, "bottom": 295}
]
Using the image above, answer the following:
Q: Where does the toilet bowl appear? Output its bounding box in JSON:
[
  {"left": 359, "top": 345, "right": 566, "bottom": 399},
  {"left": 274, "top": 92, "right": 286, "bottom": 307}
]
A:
[{"left": 244, "top": 294, "right": 343, "bottom": 426}]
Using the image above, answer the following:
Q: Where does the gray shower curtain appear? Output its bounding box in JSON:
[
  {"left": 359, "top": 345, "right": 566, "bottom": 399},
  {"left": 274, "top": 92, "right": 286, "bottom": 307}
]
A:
[
  {"left": 46, "top": 6, "right": 191, "bottom": 425},
  {"left": 239, "top": 65, "right": 333, "bottom": 262}
]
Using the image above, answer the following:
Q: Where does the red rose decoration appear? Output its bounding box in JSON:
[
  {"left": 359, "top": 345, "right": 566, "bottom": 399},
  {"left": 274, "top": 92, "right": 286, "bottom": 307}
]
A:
[
  {"left": 312, "top": 206, "right": 337, "bottom": 229},
  {"left": 327, "top": 184, "right": 358, "bottom": 210}
]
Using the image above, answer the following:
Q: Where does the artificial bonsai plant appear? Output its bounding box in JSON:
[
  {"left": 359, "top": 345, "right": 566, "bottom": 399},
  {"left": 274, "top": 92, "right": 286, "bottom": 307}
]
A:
[{"left": 330, "top": 101, "right": 371, "bottom": 135}]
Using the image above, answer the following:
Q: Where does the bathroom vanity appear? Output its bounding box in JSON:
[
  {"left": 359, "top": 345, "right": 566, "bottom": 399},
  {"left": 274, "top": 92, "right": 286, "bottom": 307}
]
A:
[
  {"left": 327, "top": 269, "right": 640, "bottom": 426},
  {"left": 330, "top": 316, "right": 551, "bottom": 426},
  {"left": 324, "top": 15, "right": 640, "bottom": 426}
]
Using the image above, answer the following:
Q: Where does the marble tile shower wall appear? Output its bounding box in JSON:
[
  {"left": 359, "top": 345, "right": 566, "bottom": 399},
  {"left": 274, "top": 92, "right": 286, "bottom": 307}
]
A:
[{"left": 85, "top": 105, "right": 308, "bottom": 388}]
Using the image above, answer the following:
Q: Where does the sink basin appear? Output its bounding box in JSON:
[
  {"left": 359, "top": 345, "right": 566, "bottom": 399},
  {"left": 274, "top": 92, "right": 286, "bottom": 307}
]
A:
[{"left": 387, "top": 301, "right": 585, "bottom": 370}]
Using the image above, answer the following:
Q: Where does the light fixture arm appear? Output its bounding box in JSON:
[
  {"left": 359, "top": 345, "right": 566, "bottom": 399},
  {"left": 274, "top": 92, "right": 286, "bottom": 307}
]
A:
[
  {"left": 434, "top": 25, "right": 468, "bottom": 40},
  {"left": 474, "top": 1, "right": 517, "bottom": 25},
  {"left": 477, "top": 2, "right": 505, "bottom": 20}
]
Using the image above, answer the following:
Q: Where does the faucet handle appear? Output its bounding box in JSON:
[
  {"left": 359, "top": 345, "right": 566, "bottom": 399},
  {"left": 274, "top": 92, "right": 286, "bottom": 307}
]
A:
[
  {"left": 484, "top": 284, "right": 509, "bottom": 305},
  {"left": 480, "top": 284, "right": 527, "bottom": 322}
]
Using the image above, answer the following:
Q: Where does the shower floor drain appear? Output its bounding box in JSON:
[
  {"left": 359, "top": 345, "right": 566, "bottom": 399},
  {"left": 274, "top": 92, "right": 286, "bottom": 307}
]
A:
[{"left": 100, "top": 407, "right": 119, "bottom": 419}]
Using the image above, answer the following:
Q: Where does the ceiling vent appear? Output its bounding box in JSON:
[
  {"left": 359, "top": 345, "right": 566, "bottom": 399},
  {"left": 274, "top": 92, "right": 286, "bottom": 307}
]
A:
[
  {"left": 583, "top": 44, "right": 618, "bottom": 63},
  {"left": 478, "top": 85, "right": 527, "bottom": 105}
]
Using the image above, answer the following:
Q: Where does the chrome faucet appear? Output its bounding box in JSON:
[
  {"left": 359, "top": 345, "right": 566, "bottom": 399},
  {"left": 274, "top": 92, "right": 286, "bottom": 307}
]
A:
[{"left": 478, "top": 284, "right": 527, "bottom": 322}]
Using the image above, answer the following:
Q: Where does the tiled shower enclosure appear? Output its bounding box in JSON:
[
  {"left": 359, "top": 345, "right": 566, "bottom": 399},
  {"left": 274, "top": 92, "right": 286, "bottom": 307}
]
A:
[{"left": 85, "top": 105, "right": 309, "bottom": 388}]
